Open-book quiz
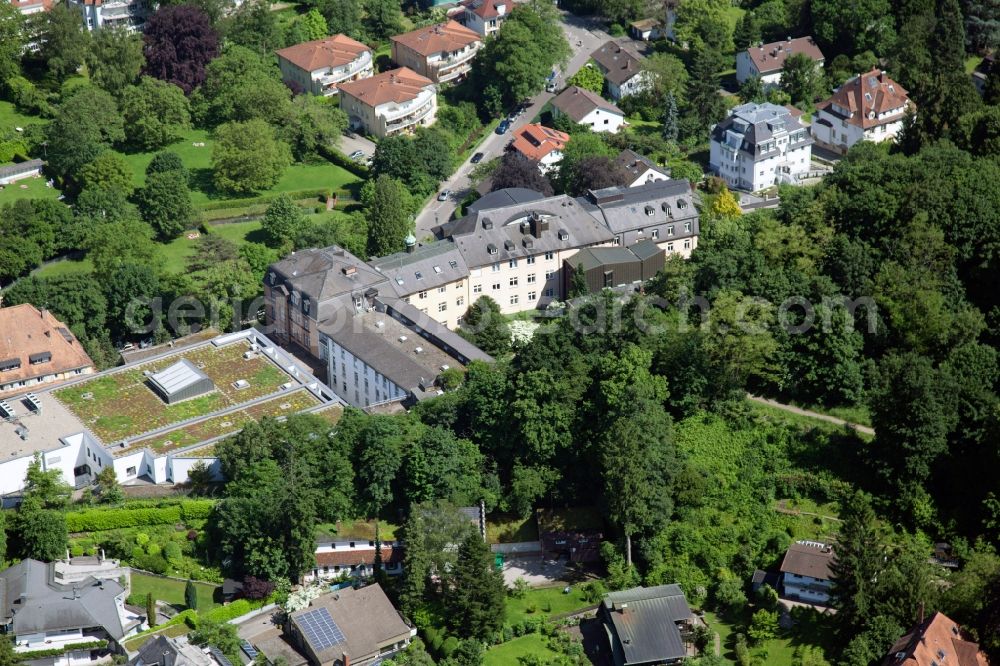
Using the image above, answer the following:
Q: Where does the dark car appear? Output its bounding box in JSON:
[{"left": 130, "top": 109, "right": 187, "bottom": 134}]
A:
[
  {"left": 496, "top": 120, "right": 510, "bottom": 134},
  {"left": 471, "top": 152, "right": 485, "bottom": 164}
]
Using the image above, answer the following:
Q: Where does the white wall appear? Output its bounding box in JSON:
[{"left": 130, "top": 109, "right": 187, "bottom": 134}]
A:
[
  {"left": 576, "top": 108, "right": 625, "bottom": 134},
  {"left": 170, "top": 456, "right": 223, "bottom": 483},
  {"left": 323, "top": 337, "right": 409, "bottom": 408}
]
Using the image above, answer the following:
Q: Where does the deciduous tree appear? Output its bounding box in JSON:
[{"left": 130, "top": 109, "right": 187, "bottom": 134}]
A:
[
  {"left": 143, "top": 4, "right": 220, "bottom": 94},
  {"left": 120, "top": 76, "right": 192, "bottom": 150},
  {"left": 87, "top": 27, "right": 145, "bottom": 95},
  {"left": 212, "top": 119, "right": 291, "bottom": 194},
  {"left": 489, "top": 152, "right": 553, "bottom": 195},
  {"left": 366, "top": 175, "right": 413, "bottom": 256},
  {"left": 45, "top": 86, "right": 125, "bottom": 179},
  {"left": 29, "top": 4, "right": 91, "bottom": 82},
  {"left": 261, "top": 194, "right": 305, "bottom": 249},
  {"left": 137, "top": 169, "right": 196, "bottom": 239}
]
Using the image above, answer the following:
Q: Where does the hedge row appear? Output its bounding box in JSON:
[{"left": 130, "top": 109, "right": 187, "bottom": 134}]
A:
[
  {"left": 317, "top": 144, "right": 370, "bottom": 179},
  {"left": 65, "top": 500, "right": 215, "bottom": 532},
  {"left": 195, "top": 188, "right": 331, "bottom": 212},
  {"left": 14, "top": 640, "right": 108, "bottom": 661}
]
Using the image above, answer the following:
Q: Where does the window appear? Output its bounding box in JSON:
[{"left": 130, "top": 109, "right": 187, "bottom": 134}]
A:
[
  {"left": 473, "top": 284, "right": 483, "bottom": 293},
  {"left": 491, "top": 262, "right": 500, "bottom": 272},
  {"left": 419, "top": 290, "right": 428, "bottom": 299},
  {"left": 651, "top": 229, "right": 659, "bottom": 239},
  {"left": 604, "top": 271, "right": 614, "bottom": 287},
  {"left": 667, "top": 225, "right": 674, "bottom": 236},
  {"left": 438, "top": 302, "right": 447, "bottom": 312},
  {"left": 510, "top": 295, "right": 519, "bottom": 305},
  {"left": 438, "top": 286, "right": 446, "bottom": 293},
  {"left": 544, "top": 251, "right": 554, "bottom": 260},
  {"left": 456, "top": 296, "right": 464, "bottom": 307},
  {"left": 526, "top": 256, "right": 536, "bottom": 264},
  {"left": 667, "top": 242, "right": 674, "bottom": 252},
  {"left": 613, "top": 235, "right": 621, "bottom": 246},
  {"left": 509, "top": 277, "right": 518, "bottom": 287},
  {"left": 544, "top": 288, "right": 554, "bottom": 297},
  {"left": 509, "top": 258, "right": 518, "bottom": 268},
  {"left": 527, "top": 291, "right": 536, "bottom": 300},
  {"left": 126, "top": 467, "right": 136, "bottom": 477},
  {"left": 545, "top": 270, "right": 554, "bottom": 280},
  {"left": 527, "top": 273, "right": 536, "bottom": 284},
  {"left": 683, "top": 239, "right": 691, "bottom": 249},
  {"left": 492, "top": 283, "right": 501, "bottom": 290},
  {"left": 684, "top": 221, "right": 691, "bottom": 232},
  {"left": 415, "top": 271, "right": 423, "bottom": 280}
]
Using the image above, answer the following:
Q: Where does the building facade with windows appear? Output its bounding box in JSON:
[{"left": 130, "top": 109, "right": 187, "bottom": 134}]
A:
[
  {"left": 304, "top": 538, "right": 404, "bottom": 583},
  {"left": 390, "top": 21, "right": 482, "bottom": 84},
  {"left": 709, "top": 102, "right": 814, "bottom": 192},
  {"left": 550, "top": 86, "right": 626, "bottom": 134},
  {"left": 779, "top": 541, "right": 835, "bottom": 605},
  {"left": 736, "top": 36, "right": 825, "bottom": 86},
  {"left": 614, "top": 149, "right": 670, "bottom": 188},
  {"left": 811, "top": 69, "right": 913, "bottom": 154},
  {"left": 458, "top": 0, "right": 508, "bottom": 37},
  {"left": 368, "top": 240, "right": 470, "bottom": 329},
  {"left": 68, "top": 0, "right": 151, "bottom": 31},
  {"left": 590, "top": 41, "right": 651, "bottom": 100},
  {"left": 276, "top": 35, "right": 373, "bottom": 96},
  {"left": 508, "top": 124, "right": 570, "bottom": 174},
  {"left": 0, "top": 303, "right": 95, "bottom": 398},
  {"left": 338, "top": 68, "right": 437, "bottom": 138}
]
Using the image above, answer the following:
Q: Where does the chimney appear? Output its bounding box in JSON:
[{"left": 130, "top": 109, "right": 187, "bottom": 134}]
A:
[
  {"left": 342, "top": 653, "right": 350, "bottom": 666},
  {"left": 405, "top": 233, "right": 417, "bottom": 253}
]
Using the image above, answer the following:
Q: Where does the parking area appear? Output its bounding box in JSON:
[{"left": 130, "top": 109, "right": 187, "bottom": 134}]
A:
[
  {"left": 501, "top": 555, "right": 574, "bottom": 586},
  {"left": 338, "top": 132, "right": 376, "bottom": 161}
]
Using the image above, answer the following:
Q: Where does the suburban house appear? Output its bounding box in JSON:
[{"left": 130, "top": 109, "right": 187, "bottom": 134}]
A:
[
  {"left": 550, "top": 86, "right": 626, "bottom": 134},
  {"left": 629, "top": 18, "right": 664, "bottom": 41},
  {"left": 338, "top": 68, "right": 437, "bottom": 139},
  {"left": 579, "top": 178, "right": 700, "bottom": 255},
  {"left": 0, "top": 558, "right": 145, "bottom": 665},
  {"left": 508, "top": 123, "right": 570, "bottom": 174},
  {"left": 779, "top": 540, "right": 835, "bottom": 605},
  {"left": 458, "top": 0, "right": 509, "bottom": 37},
  {"left": 130, "top": 635, "right": 223, "bottom": 666},
  {"left": 390, "top": 21, "right": 482, "bottom": 84},
  {"left": 284, "top": 585, "right": 416, "bottom": 666},
  {"left": 276, "top": 35, "right": 373, "bottom": 97},
  {"left": 615, "top": 149, "right": 670, "bottom": 187},
  {"left": 0, "top": 159, "right": 45, "bottom": 185},
  {"left": 0, "top": 303, "right": 95, "bottom": 398},
  {"left": 9, "top": 0, "right": 51, "bottom": 16},
  {"left": 590, "top": 41, "right": 650, "bottom": 100},
  {"left": 600, "top": 585, "right": 697, "bottom": 666},
  {"left": 811, "top": 69, "right": 913, "bottom": 154},
  {"left": 709, "top": 102, "right": 814, "bottom": 192},
  {"left": 368, "top": 240, "right": 470, "bottom": 329},
  {"left": 736, "top": 36, "right": 825, "bottom": 86},
  {"left": 882, "top": 611, "right": 990, "bottom": 666},
  {"left": 67, "top": 0, "right": 151, "bottom": 31},
  {"left": 304, "top": 536, "right": 404, "bottom": 583},
  {"left": 563, "top": 240, "right": 665, "bottom": 297}
]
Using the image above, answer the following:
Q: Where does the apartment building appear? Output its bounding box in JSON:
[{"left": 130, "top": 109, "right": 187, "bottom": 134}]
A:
[
  {"left": 338, "top": 68, "right": 437, "bottom": 138},
  {"left": 0, "top": 303, "right": 95, "bottom": 398},
  {"left": 390, "top": 20, "right": 482, "bottom": 84},
  {"left": 709, "top": 102, "right": 813, "bottom": 192},
  {"left": 812, "top": 69, "right": 913, "bottom": 154},
  {"left": 736, "top": 36, "right": 825, "bottom": 86},
  {"left": 276, "top": 35, "right": 373, "bottom": 96},
  {"left": 509, "top": 123, "right": 570, "bottom": 174},
  {"left": 551, "top": 86, "right": 626, "bottom": 134},
  {"left": 9, "top": 0, "right": 51, "bottom": 16},
  {"left": 368, "top": 239, "right": 470, "bottom": 329},
  {"left": 458, "top": 0, "right": 509, "bottom": 37},
  {"left": 590, "top": 41, "right": 651, "bottom": 100},
  {"left": 68, "top": 0, "right": 151, "bottom": 31}
]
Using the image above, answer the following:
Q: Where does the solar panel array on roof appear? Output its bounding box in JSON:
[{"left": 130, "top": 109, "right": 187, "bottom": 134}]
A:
[
  {"left": 208, "top": 646, "right": 234, "bottom": 666},
  {"left": 240, "top": 640, "right": 259, "bottom": 660},
  {"left": 297, "top": 607, "right": 347, "bottom": 651}
]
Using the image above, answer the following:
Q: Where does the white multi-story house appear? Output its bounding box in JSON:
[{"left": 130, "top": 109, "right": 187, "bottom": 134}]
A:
[
  {"left": 509, "top": 123, "right": 570, "bottom": 174},
  {"left": 275, "top": 35, "right": 373, "bottom": 97},
  {"left": 811, "top": 69, "right": 913, "bottom": 154},
  {"left": 458, "top": 0, "right": 508, "bottom": 37},
  {"left": 390, "top": 20, "right": 482, "bottom": 84},
  {"left": 709, "top": 102, "right": 814, "bottom": 192},
  {"left": 736, "top": 36, "right": 825, "bottom": 87},
  {"left": 551, "top": 86, "right": 626, "bottom": 134},
  {"left": 590, "top": 41, "right": 651, "bottom": 100},
  {"left": 68, "top": 0, "right": 151, "bottom": 31},
  {"left": 338, "top": 68, "right": 437, "bottom": 138},
  {"left": 779, "top": 541, "right": 835, "bottom": 606}
]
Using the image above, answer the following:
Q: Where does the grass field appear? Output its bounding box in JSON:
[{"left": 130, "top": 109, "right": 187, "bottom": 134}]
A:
[
  {"left": 122, "top": 623, "right": 189, "bottom": 652},
  {"left": 704, "top": 605, "right": 836, "bottom": 665},
  {"left": 130, "top": 572, "right": 220, "bottom": 610},
  {"left": 316, "top": 519, "right": 400, "bottom": 542},
  {"left": 0, "top": 175, "right": 62, "bottom": 206},
  {"left": 505, "top": 585, "right": 595, "bottom": 624},
  {"left": 484, "top": 634, "right": 559, "bottom": 666},
  {"left": 0, "top": 100, "right": 45, "bottom": 133},
  {"left": 487, "top": 513, "right": 539, "bottom": 544},
  {"left": 747, "top": 401, "right": 874, "bottom": 441},
  {"left": 160, "top": 220, "right": 265, "bottom": 273}
]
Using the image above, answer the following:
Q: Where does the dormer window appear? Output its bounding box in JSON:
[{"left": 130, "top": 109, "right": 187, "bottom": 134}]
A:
[
  {"left": 415, "top": 271, "right": 423, "bottom": 280},
  {"left": 268, "top": 272, "right": 276, "bottom": 285},
  {"left": 558, "top": 230, "right": 569, "bottom": 241},
  {"left": 488, "top": 243, "right": 498, "bottom": 255},
  {"left": 644, "top": 205, "right": 654, "bottom": 216}
]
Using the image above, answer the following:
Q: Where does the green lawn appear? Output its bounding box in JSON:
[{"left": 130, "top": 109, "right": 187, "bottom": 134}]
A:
[
  {"left": 121, "top": 623, "right": 190, "bottom": 652},
  {"left": 130, "top": 572, "right": 220, "bottom": 610},
  {"left": 484, "top": 634, "right": 559, "bottom": 666},
  {"left": 487, "top": 513, "right": 539, "bottom": 544},
  {"left": 505, "top": 585, "right": 595, "bottom": 624},
  {"left": 0, "top": 100, "right": 45, "bottom": 133},
  {"left": 721, "top": 5, "right": 746, "bottom": 33},
  {"left": 0, "top": 175, "right": 62, "bottom": 206},
  {"left": 160, "top": 220, "right": 265, "bottom": 273},
  {"left": 703, "top": 606, "right": 835, "bottom": 665}
]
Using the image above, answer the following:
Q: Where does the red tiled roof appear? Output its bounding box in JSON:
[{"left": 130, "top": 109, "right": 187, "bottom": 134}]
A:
[
  {"left": 510, "top": 123, "right": 569, "bottom": 161},
  {"left": 314, "top": 546, "right": 403, "bottom": 568},
  {"left": 461, "top": 0, "right": 506, "bottom": 19},
  {"left": 338, "top": 67, "right": 433, "bottom": 107},
  {"left": 884, "top": 612, "right": 990, "bottom": 666},
  {"left": 390, "top": 20, "right": 480, "bottom": 56},
  {"left": 275, "top": 34, "right": 370, "bottom": 72},
  {"left": 0, "top": 304, "right": 94, "bottom": 393},
  {"left": 815, "top": 69, "right": 912, "bottom": 129},
  {"left": 745, "top": 36, "right": 825, "bottom": 74}
]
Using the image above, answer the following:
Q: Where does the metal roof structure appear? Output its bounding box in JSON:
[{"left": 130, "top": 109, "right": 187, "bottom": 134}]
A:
[
  {"left": 601, "top": 585, "right": 693, "bottom": 665},
  {"left": 147, "top": 358, "right": 215, "bottom": 404}
]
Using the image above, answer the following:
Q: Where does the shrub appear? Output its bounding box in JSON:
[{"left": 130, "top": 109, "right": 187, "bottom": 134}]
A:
[
  {"left": 135, "top": 533, "right": 150, "bottom": 546},
  {"left": 201, "top": 599, "right": 258, "bottom": 623},
  {"left": 440, "top": 637, "right": 459, "bottom": 658},
  {"left": 163, "top": 542, "right": 182, "bottom": 562},
  {"left": 242, "top": 576, "right": 275, "bottom": 600},
  {"left": 179, "top": 500, "right": 215, "bottom": 521},
  {"left": 145, "top": 542, "right": 162, "bottom": 556},
  {"left": 133, "top": 553, "right": 169, "bottom": 574},
  {"left": 582, "top": 580, "right": 607, "bottom": 603},
  {"left": 66, "top": 506, "right": 183, "bottom": 532},
  {"left": 424, "top": 626, "right": 442, "bottom": 655}
]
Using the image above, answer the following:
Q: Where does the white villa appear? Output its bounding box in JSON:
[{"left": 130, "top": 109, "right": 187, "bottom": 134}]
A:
[{"left": 276, "top": 35, "right": 373, "bottom": 97}]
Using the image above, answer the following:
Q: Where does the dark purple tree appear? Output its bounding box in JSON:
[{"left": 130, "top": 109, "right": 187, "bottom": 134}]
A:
[
  {"left": 570, "top": 155, "right": 631, "bottom": 195},
  {"left": 490, "top": 152, "right": 554, "bottom": 196},
  {"left": 241, "top": 576, "right": 275, "bottom": 600},
  {"left": 143, "top": 4, "right": 219, "bottom": 95}
]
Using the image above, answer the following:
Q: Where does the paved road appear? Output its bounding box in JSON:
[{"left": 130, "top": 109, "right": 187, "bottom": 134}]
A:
[
  {"left": 747, "top": 394, "right": 875, "bottom": 436},
  {"left": 412, "top": 12, "right": 612, "bottom": 239}
]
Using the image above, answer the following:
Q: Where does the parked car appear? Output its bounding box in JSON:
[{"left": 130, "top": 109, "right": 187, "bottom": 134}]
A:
[
  {"left": 471, "top": 152, "right": 485, "bottom": 164},
  {"left": 438, "top": 189, "right": 451, "bottom": 201},
  {"left": 349, "top": 150, "right": 364, "bottom": 161},
  {"left": 496, "top": 120, "right": 510, "bottom": 134}
]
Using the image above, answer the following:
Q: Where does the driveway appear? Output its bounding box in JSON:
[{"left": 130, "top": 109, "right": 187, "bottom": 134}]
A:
[
  {"left": 412, "top": 12, "right": 611, "bottom": 239},
  {"left": 338, "top": 132, "right": 376, "bottom": 161},
  {"left": 501, "top": 555, "right": 573, "bottom": 586}
]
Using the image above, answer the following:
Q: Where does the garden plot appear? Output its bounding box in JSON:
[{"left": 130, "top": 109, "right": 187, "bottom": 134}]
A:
[{"left": 54, "top": 340, "right": 292, "bottom": 443}]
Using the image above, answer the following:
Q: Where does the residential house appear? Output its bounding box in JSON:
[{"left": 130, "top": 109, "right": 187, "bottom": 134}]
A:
[
  {"left": 443, "top": 193, "right": 614, "bottom": 314},
  {"left": 304, "top": 537, "right": 404, "bottom": 583},
  {"left": 629, "top": 18, "right": 664, "bottom": 41},
  {"left": 590, "top": 41, "right": 650, "bottom": 100},
  {"left": 276, "top": 35, "right": 373, "bottom": 97},
  {"left": 390, "top": 21, "right": 482, "bottom": 84},
  {"left": 812, "top": 69, "right": 913, "bottom": 154},
  {"left": 0, "top": 558, "right": 145, "bottom": 666},
  {"left": 562, "top": 240, "right": 664, "bottom": 297},
  {"left": 458, "top": 0, "right": 509, "bottom": 37},
  {"left": 130, "top": 635, "right": 219, "bottom": 666},
  {"left": 0, "top": 159, "right": 45, "bottom": 185},
  {"left": 779, "top": 540, "right": 835, "bottom": 605},
  {"left": 551, "top": 86, "right": 626, "bottom": 134},
  {"left": 368, "top": 240, "right": 470, "bottom": 329},
  {"left": 285, "top": 585, "right": 416, "bottom": 666},
  {"left": 578, "top": 178, "right": 700, "bottom": 255},
  {"left": 508, "top": 123, "right": 570, "bottom": 174},
  {"left": 540, "top": 530, "right": 603, "bottom": 562},
  {"left": 882, "top": 611, "right": 990, "bottom": 666},
  {"left": 614, "top": 149, "right": 670, "bottom": 187},
  {"left": 972, "top": 54, "right": 995, "bottom": 95},
  {"left": 67, "top": 0, "right": 151, "bottom": 31},
  {"left": 338, "top": 68, "right": 437, "bottom": 139},
  {"left": 736, "top": 36, "right": 825, "bottom": 86},
  {"left": 0, "top": 303, "right": 95, "bottom": 398},
  {"left": 709, "top": 102, "right": 814, "bottom": 192},
  {"left": 9, "top": 0, "right": 51, "bottom": 16},
  {"left": 600, "top": 585, "right": 697, "bottom": 666}
]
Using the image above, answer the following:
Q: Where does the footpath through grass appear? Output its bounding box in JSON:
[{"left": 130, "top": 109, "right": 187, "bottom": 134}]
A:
[{"left": 130, "top": 572, "right": 220, "bottom": 611}]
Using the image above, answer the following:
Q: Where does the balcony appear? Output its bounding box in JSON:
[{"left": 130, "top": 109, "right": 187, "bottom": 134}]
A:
[
  {"left": 317, "top": 53, "right": 373, "bottom": 89},
  {"left": 383, "top": 96, "right": 434, "bottom": 128},
  {"left": 431, "top": 48, "right": 478, "bottom": 81}
]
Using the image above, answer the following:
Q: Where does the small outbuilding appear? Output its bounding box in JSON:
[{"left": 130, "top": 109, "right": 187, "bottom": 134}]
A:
[
  {"left": 562, "top": 239, "right": 664, "bottom": 297},
  {"left": 147, "top": 359, "right": 215, "bottom": 404}
]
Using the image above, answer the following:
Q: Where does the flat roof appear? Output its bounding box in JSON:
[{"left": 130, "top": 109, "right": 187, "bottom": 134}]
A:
[{"left": 0, "top": 392, "right": 87, "bottom": 464}]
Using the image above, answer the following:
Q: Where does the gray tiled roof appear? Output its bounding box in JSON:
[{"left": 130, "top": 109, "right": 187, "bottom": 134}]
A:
[
  {"left": 578, "top": 179, "right": 699, "bottom": 236},
  {"left": 711, "top": 103, "right": 813, "bottom": 159},
  {"left": 602, "top": 585, "right": 692, "bottom": 665},
  {"left": 551, "top": 86, "right": 623, "bottom": 123},
  {"left": 590, "top": 41, "right": 644, "bottom": 86},
  {"left": 269, "top": 248, "right": 388, "bottom": 303},
  {"left": 0, "top": 159, "right": 44, "bottom": 180},
  {"left": 368, "top": 240, "right": 470, "bottom": 297},
  {"left": 615, "top": 149, "right": 669, "bottom": 182},
  {"left": 0, "top": 559, "right": 127, "bottom": 639}
]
